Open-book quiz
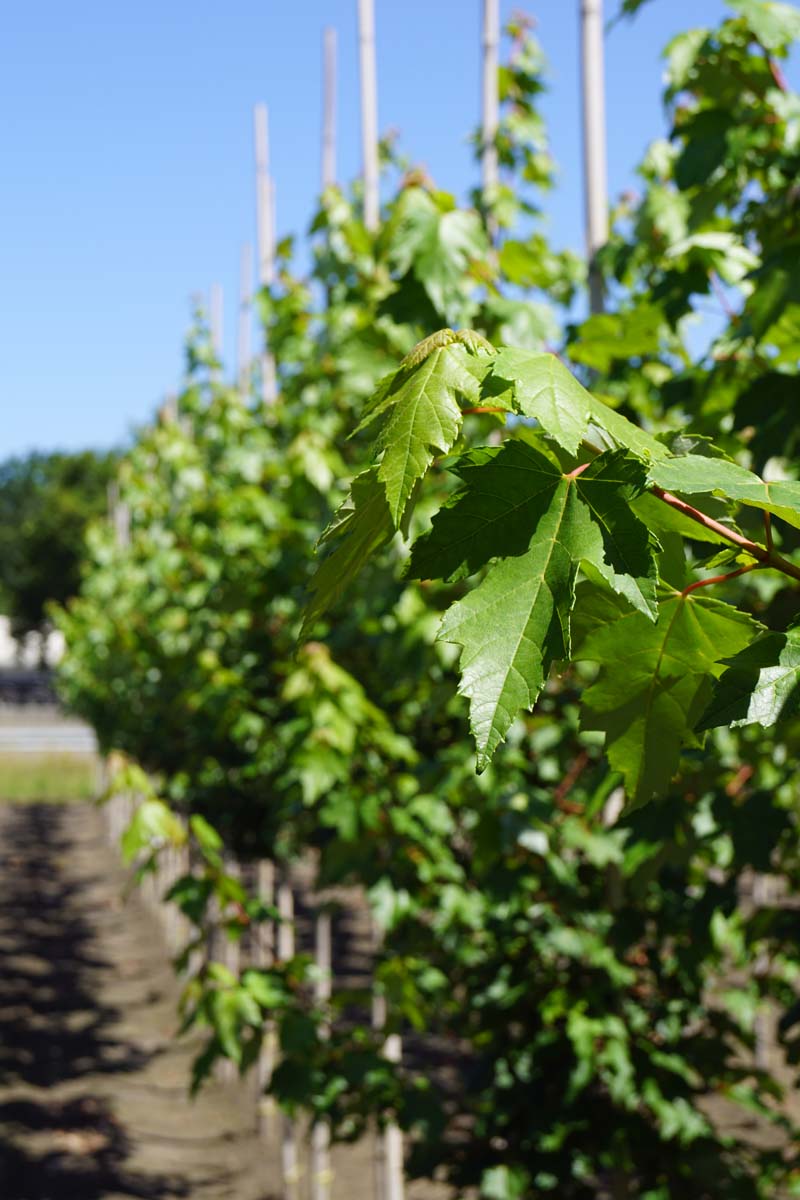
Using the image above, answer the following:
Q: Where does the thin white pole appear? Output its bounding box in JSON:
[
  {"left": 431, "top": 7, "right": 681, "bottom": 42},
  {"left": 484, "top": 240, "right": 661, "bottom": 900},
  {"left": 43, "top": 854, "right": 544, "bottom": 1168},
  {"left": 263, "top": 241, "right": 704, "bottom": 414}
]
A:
[
  {"left": 254, "top": 103, "right": 278, "bottom": 403},
  {"left": 357, "top": 0, "right": 379, "bottom": 231},
  {"left": 481, "top": 0, "right": 500, "bottom": 232},
  {"left": 161, "top": 393, "right": 178, "bottom": 422},
  {"left": 311, "top": 910, "right": 333, "bottom": 1200},
  {"left": 371, "top": 921, "right": 404, "bottom": 1200},
  {"left": 580, "top": 0, "right": 609, "bottom": 314},
  {"left": 209, "top": 283, "right": 223, "bottom": 370},
  {"left": 278, "top": 878, "right": 300, "bottom": 1200},
  {"left": 237, "top": 243, "right": 253, "bottom": 392},
  {"left": 256, "top": 858, "right": 277, "bottom": 1136},
  {"left": 219, "top": 852, "right": 241, "bottom": 1082},
  {"left": 254, "top": 104, "right": 275, "bottom": 288},
  {"left": 114, "top": 501, "right": 130, "bottom": 549},
  {"left": 322, "top": 28, "right": 338, "bottom": 191}
]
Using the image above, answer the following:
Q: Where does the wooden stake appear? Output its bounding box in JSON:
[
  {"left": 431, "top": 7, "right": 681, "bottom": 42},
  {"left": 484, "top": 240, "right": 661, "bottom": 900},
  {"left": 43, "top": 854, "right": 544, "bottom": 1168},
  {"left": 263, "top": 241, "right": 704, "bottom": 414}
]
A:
[
  {"left": 253, "top": 103, "right": 278, "bottom": 403},
  {"left": 580, "top": 0, "right": 609, "bottom": 314},
  {"left": 161, "top": 393, "right": 178, "bottom": 422},
  {"left": 255, "top": 859, "right": 277, "bottom": 1135},
  {"left": 254, "top": 104, "right": 275, "bottom": 288},
  {"left": 322, "top": 28, "right": 338, "bottom": 191},
  {"left": 114, "top": 500, "right": 130, "bottom": 549},
  {"left": 278, "top": 877, "right": 300, "bottom": 1200},
  {"left": 371, "top": 921, "right": 404, "bottom": 1200},
  {"left": 311, "top": 910, "right": 333, "bottom": 1200},
  {"left": 215, "top": 853, "right": 241, "bottom": 1084},
  {"left": 209, "top": 283, "right": 223, "bottom": 371},
  {"left": 357, "top": 0, "right": 379, "bottom": 231},
  {"left": 237, "top": 243, "right": 253, "bottom": 392},
  {"left": 481, "top": 0, "right": 500, "bottom": 235}
]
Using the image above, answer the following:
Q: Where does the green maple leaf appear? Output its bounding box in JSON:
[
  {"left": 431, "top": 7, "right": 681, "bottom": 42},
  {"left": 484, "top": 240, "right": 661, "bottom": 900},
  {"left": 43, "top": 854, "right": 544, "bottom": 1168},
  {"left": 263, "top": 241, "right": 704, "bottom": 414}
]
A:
[
  {"left": 575, "top": 592, "right": 762, "bottom": 808},
  {"left": 574, "top": 451, "right": 660, "bottom": 619},
  {"left": 302, "top": 468, "right": 395, "bottom": 636},
  {"left": 698, "top": 625, "right": 800, "bottom": 731},
  {"left": 409, "top": 442, "right": 658, "bottom": 617},
  {"left": 490, "top": 348, "right": 669, "bottom": 461},
  {"left": 356, "top": 341, "right": 487, "bottom": 525},
  {"left": 386, "top": 187, "right": 489, "bottom": 324},
  {"left": 410, "top": 441, "right": 661, "bottom": 765},
  {"left": 407, "top": 439, "right": 566, "bottom": 583},
  {"left": 730, "top": 0, "right": 800, "bottom": 50},
  {"left": 649, "top": 454, "right": 800, "bottom": 530},
  {"left": 437, "top": 459, "right": 600, "bottom": 770}
]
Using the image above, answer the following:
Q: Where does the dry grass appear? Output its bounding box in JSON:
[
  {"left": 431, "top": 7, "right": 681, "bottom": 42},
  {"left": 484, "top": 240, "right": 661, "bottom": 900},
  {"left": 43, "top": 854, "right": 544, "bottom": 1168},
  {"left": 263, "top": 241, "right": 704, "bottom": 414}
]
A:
[{"left": 0, "top": 754, "right": 99, "bottom": 803}]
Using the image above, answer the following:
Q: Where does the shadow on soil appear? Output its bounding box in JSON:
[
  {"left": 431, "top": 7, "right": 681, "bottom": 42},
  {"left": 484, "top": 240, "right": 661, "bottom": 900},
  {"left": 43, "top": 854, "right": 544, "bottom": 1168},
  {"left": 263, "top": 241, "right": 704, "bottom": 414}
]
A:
[{"left": 0, "top": 804, "right": 191, "bottom": 1198}]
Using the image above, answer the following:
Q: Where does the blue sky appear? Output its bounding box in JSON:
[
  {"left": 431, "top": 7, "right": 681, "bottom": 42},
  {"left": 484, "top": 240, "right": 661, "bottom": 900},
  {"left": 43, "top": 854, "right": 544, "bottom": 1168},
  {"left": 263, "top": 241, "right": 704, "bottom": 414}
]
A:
[{"left": 1, "top": 0, "right": 744, "bottom": 457}]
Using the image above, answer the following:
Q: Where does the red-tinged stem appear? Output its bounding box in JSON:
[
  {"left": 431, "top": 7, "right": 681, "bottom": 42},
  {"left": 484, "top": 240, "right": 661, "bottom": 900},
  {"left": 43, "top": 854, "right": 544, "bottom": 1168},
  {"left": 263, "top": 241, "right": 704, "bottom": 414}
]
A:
[
  {"left": 681, "top": 563, "right": 759, "bottom": 597},
  {"left": 709, "top": 270, "right": 737, "bottom": 323},
  {"left": 769, "top": 56, "right": 789, "bottom": 92},
  {"left": 461, "top": 405, "right": 508, "bottom": 415},
  {"left": 651, "top": 485, "right": 800, "bottom": 586},
  {"left": 553, "top": 750, "right": 589, "bottom": 810},
  {"left": 651, "top": 485, "right": 756, "bottom": 549},
  {"left": 566, "top": 462, "right": 591, "bottom": 480},
  {"left": 725, "top": 764, "right": 753, "bottom": 799}
]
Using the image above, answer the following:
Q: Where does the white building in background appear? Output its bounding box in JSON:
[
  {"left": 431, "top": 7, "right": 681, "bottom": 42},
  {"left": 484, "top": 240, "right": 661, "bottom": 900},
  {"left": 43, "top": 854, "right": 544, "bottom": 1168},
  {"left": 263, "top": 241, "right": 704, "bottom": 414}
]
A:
[{"left": 0, "top": 616, "right": 64, "bottom": 669}]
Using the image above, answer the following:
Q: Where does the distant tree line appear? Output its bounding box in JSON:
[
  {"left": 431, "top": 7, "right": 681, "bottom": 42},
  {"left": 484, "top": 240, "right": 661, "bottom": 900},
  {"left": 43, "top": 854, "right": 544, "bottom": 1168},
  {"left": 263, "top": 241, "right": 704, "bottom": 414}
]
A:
[{"left": 0, "top": 450, "right": 118, "bottom": 646}]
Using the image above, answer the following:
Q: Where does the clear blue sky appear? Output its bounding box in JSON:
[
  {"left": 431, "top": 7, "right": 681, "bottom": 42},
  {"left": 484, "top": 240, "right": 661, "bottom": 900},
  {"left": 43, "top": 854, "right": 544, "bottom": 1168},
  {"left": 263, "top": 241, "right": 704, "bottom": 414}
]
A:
[{"left": 1, "top": 0, "right": 743, "bottom": 458}]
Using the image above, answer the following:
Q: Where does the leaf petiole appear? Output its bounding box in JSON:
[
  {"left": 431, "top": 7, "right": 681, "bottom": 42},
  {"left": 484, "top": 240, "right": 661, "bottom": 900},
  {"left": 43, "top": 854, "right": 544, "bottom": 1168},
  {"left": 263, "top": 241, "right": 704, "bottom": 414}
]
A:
[
  {"left": 651, "top": 485, "right": 800, "bottom": 586},
  {"left": 681, "top": 563, "right": 760, "bottom": 597}
]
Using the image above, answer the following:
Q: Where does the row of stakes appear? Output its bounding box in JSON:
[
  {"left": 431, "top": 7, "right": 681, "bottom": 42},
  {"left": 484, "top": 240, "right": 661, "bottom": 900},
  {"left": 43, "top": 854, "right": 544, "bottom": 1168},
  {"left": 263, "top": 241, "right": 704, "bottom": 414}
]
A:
[{"left": 103, "top": 786, "right": 405, "bottom": 1200}]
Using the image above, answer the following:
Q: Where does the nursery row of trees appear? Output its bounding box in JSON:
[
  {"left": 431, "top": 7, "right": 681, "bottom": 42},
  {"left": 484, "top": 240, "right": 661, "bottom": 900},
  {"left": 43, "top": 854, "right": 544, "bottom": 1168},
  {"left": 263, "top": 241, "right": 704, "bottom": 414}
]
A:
[{"left": 57, "top": 3, "right": 800, "bottom": 1196}]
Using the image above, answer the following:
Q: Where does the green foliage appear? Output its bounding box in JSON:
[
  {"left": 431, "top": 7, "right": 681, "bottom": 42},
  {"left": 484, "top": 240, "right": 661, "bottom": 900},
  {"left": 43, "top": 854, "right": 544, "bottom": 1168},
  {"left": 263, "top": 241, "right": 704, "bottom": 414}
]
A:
[
  {"left": 0, "top": 449, "right": 117, "bottom": 639},
  {"left": 576, "top": 591, "right": 761, "bottom": 806},
  {"left": 308, "top": 330, "right": 800, "bottom": 798},
  {"left": 54, "top": 8, "right": 800, "bottom": 1199}
]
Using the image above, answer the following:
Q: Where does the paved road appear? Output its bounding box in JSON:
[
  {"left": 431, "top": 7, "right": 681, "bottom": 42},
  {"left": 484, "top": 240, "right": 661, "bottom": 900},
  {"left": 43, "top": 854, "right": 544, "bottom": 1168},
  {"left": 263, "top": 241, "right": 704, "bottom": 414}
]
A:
[{"left": 0, "top": 706, "right": 97, "bottom": 754}]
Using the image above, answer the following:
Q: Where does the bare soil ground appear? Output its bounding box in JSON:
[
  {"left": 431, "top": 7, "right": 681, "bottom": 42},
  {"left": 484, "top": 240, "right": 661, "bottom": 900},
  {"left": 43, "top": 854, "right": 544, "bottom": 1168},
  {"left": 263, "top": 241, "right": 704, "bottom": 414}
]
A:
[{"left": 0, "top": 801, "right": 279, "bottom": 1199}]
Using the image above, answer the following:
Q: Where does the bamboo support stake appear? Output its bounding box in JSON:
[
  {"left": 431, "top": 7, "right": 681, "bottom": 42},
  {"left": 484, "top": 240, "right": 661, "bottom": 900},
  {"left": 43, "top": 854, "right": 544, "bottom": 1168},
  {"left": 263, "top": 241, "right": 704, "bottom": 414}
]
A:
[
  {"left": 254, "top": 104, "right": 275, "bottom": 289},
  {"left": 580, "top": 0, "right": 609, "bottom": 314},
  {"left": 278, "top": 877, "right": 301, "bottom": 1200},
  {"left": 322, "top": 28, "right": 338, "bottom": 191},
  {"left": 109, "top": 480, "right": 130, "bottom": 550},
  {"left": 116, "top": 503, "right": 130, "bottom": 548},
  {"left": 372, "top": 921, "right": 404, "bottom": 1200},
  {"left": 254, "top": 103, "right": 278, "bottom": 403},
  {"left": 256, "top": 858, "right": 277, "bottom": 1134},
  {"left": 217, "top": 853, "right": 242, "bottom": 1084},
  {"left": 162, "top": 393, "right": 178, "bottom": 422},
  {"left": 209, "top": 282, "right": 224, "bottom": 374},
  {"left": 311, "top": 909, "right": 333, "bottom": 1200},
  {"left": 237, "top": 243, "right": 253, "bottom": 393},
  {"left": 481, "top": 0, "right": 500, "bottom": 236},
  {"left": 357, "top": 0, "right": 379, "bottom": 231}
]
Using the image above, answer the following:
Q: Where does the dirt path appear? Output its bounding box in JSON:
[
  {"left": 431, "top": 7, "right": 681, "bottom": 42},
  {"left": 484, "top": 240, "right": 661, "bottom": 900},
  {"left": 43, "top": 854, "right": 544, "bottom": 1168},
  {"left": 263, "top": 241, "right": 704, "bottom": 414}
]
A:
[{"left": 0, "top": 802, "right": 271, "bottom": 1200}]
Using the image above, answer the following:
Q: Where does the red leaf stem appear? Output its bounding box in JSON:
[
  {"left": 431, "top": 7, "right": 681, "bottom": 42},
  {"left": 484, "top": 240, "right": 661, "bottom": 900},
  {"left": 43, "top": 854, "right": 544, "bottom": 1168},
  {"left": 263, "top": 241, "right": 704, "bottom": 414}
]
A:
[
  {"left": 681, "top": 563, "right": 759, "bottom": 596},
  {"left": 566, "top": 462, "right": 591, "bottom": 480},
  {"left": 651, "top": 485, "right": 800, "bottom": 585}
]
